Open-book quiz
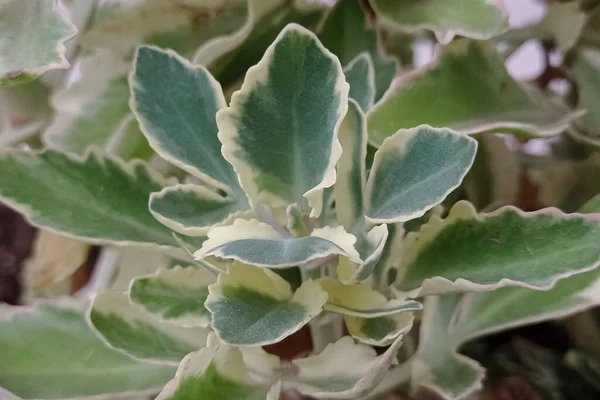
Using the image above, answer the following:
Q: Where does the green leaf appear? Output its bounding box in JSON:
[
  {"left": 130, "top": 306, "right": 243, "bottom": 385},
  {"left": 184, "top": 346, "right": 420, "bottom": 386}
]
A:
[
  {"left": 44, "top": 51, "right": 131, "bottom": 153},
  {"left": 195, "top": 219, "right": 361, "bottom": 268},
  {"left": 156, "top": 334, "right": 278, "bottom": 400},
  {"left": 580, "top": 193, "right": 600, "bottom": 213},
  {"left": 205, "top": 263, "right": 328, "bottom": 346},
  {"left": 397, "top": 201, "right": 600, "bottom": 296},
  {"left": 130, "top": 266, "right": 216, "bottom": 328},
  {"left": 370, "top": 0, "right": 508, "bottom": 44},
  {"left": 193, "top": 0, "right": 325, "bottom": 90},
  {"left": 0, "top": 300, "right": 175, "bottom": 400},
  {"left": 569, "top": 47, "right": 600, "bottom": 148},
  {"left": 90, "top": 291, "right": 210, "bottom": 364},
  {"left": 131, "top": 46, "right": 243, "bottom": 195},
  {"left": 411, "top": 295, "right": 485, "bottom": 400},
  {"left": 368, "top": 41, "right": 582, "bottom": 145},
  {"left": 344, "top": 54, "right": 375, "bottom": 112},
  {"left": 335, "top": 100, "right": 367, "bottom": 229},
  {"left": 150, "top": 184, "right": 249, "bottom": 236},
  {"left": 365, "top": 126, "right": 477, "bottom": 224},
  {"left": 345, "top": 312, "right": 414, "bottom": 347},
  {"left": 106, "top": 114, "right": 154, "bottom": 161},
  {"left": 318, "top": 0, "right": 397, "bottom": 101},
  {"left": 0, "top": 0, "right": 77, "bottom": 85},
  {"left": 0, "top": 149, "right": 186, "bottom": 249},
  {"left": 217, "top": 24, "right": 348, "bottom": 217},
  {"left": 288, "top": 335, "right": 404, "bottom": 398},
  {"left": 337, "top": 224, "right": 389, "bottom": 284}
]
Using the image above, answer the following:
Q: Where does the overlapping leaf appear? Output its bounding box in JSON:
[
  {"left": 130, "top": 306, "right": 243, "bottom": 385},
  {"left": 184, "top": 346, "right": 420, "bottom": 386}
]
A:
[
  {"left": 0, "top": 300, "right": 175, "bottom": 400},
  {"left": 370, "top": 0, "right": 508, "bottom": 44},
  {"left": 396, "top": 201, "right": 600, "bottom": 296},
  {"left": 368, "top": 42, "right": 582, "bottom": 145},
  {"left": 569, "top": 47, "right": 600, "bottom": 148},
  {"left": 343, "top": 54, "right": 375, "bottom": 112},
  {"left": 217, "top": 24, "right": 348, "bottom": 217},
  {"left": 205, "top": 263, "right": 327, "bottom": 346},
  {"left": 0, "top": 0, "right": 77, "bottom": 85}
]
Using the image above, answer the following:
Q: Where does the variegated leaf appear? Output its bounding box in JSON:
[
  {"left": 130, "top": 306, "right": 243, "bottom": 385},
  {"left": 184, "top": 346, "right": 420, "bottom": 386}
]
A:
[
  {"left": 318, "top": 0, "right": 397, "bottom": 101},
  {"left": 0, "top": 300, "right": 175, "bottom": 400},
  {"left": 365, "top": 126, "right": 477, "bottom": 224},
  {"left": 368, "top": 42, "right": 583, "bottom": 145},
  {"left": 345, "top": 312, "right": 414, "bottom": 347},
  {"left": 130, "top": 266, "right": 216, "bottom": 328},
  {"left": 105, "top": 114, "right": 154, "bottom": 161},
  {"left": 150, "top": 184, "right": 249, "bottom": 236},
  {"left": 569, "top": 47, "right": 600, "bottom": 148},
  {"left": 44, "top": 51, "right": 131, "bottom": 153},
  {"left": 396, "top": 201, "right": 600, "bottom": 296},
  {"left": 193, "top": 0, "right": 325, "bottom": 89},
  {"left": 90, "top": 291, "right": 210, "bottom": 364},
  {"left": 156, "top": 333, "right": 278, "bottom": 400},
  {"left": 344, "top": 53, "right": 375, "bottom": 112},
  {"left": 337, "top": 224, "right": 389, "bottom": 283},
  {"left": 0, "top": 0, "right": 77, "bottom": 85},
  {"left": 370, "top": 0, "right": 508, "bottom": 44},
  {"left": 131, "top": 46, "right": 244, "bottom": 196},
  {"left": 217, "top": 24, "right": 348, "bottom": 217},
  {"left": 195, "top": 219, "right": 360, "bottom": 268},
  {"left": 205, "top": 263, "right": 327, "bottom": 346},
  {"left": 288, "top": 335, "right": 404, "bottom": 399},
  {"left": 0, "top": 149, "right": 189, "bottom": 249}
]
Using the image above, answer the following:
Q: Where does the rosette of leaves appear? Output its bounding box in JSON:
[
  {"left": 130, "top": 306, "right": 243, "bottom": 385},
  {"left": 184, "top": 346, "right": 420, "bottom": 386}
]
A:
[{"left": 4, "top": 2, "right": 600, "bottom": 399}]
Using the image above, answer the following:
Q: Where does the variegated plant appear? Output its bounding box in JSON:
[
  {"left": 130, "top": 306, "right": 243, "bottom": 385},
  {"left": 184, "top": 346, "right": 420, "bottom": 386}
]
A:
[{"left": 5, "top": 1, "right": 600, "bottom": 400}]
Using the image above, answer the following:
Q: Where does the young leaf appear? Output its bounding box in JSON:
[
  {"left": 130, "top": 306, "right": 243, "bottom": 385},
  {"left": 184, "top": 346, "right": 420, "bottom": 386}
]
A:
[
  {"left": 0, "top": 149, "right": 186, "bottom": 249},
  {"left": 130, "top": 266, "right": 216, "bottom": 328},
  {"left": 337, "top": 224, "right": 389, "bottom": 283},
  {"left": 217, "top": 24, "right": 348, "bottom": 217},
  {"left": 156, "top": 334, "right": 277, "bottom": 400},
  {"left": 368, "top": 42, "right": 582, "bottom": 145},
  {"left": 345, "top": 312, "right": 414, "bottom": 347},
  {"left": 0, "top": 0, "right": 77, "bottom": 85},
  {"left": 205, "top": 263, "right": 328, "bottom": 346},
  {"left": 370, "top": 0, "right": 509, "bottom": 44},
  {"left": 397, "top": 201, "right": 600, "bottom": 296},
  {"left": 365, "top": 126, "right": 477, "bottom": 224},
  {"left": 44, "top": 51, "right": 132, "bottom": 153},
  {"left": 131, "top": 46, "right": 243, "bottom": 195},
  {"left": 0, "top": 300, "right": 175, "bottom": 400},
  {"left": 318, "top": 0, "right": 397, "bottom": 101},
  {"left": 150, "top": 184, "right": 249, "bottom": 236},
  {"left": 344, "top": 54, "right": 376, "bottom": 112},
  {"left": 90, "top": 291, "right": 209, "bottom": 364},
  {"left": 288, "top": 335, "right": 404, "bottom": 399},
  {"left": 335, "top": 100, "right": 367, "bottom": 229},
  {"left": 195, "top": 219, "right": 361, "bottom": 268},
  {"left": 193, "top": 0, "right": 325, "bottom": 89}
]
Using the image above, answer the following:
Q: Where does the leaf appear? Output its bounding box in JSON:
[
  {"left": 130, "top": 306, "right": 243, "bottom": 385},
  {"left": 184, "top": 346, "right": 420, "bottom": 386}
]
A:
[
  {"left": 337, "top": 224, "right": 389, "bottom": 284},
  {"left": 217, "top": 24, "right": 348, "bottom": 217},
  {"left": 288, "top": 335, "right": 404, "bottom": 399},
  {"left": 156, "top": 334, "right": 277, "bottom": 400},
  {"left": 537, "top": 2, "right": 586, "bottom": 53},
  {"left": 193, "top": 0, "right": 325, "bottom": 90},
  {"left": 369, "top": 0, "right": 508, "bottom": 44},
  {"left": 195, "top": 219, "right": 361, "bottom": 268},
  {"left": 0, "top": 0, "right": 77, "bottom": 85},
  {"left": 368, "top": 41, "right": 582, "bottom": 145},
  {"left": 580, "top": 193, "right": 600, "bottom": 213},
  {"left": 365, "top": 126, "right": 477, "bottom": 224},
  {"left": 0, "top": 300, "right": 175, "bottom": 400},
  {"left": 24, "top": 229, "right": 89, "bottom": 290},
  {"left": 0, "top": 149, "right": 186, "bottom": 249},
  {"left": 106, "top": 114, "right": 154, "bottom": 161},
  {"left": 345, "top": 312, "right": 414, "bottom": 347},
  {"left": 411, "top": 295, "right": 485, "bottom": 400},
  {"left": 205, "top": 263, "right": 328, "bottom": 346},
  {"left": 90, "top": 291, "right": 210, "bottom": 364},
  {"left": 131, "top": 46, "right": 243, "bottom": 195},
  {"left": 570, "top": 47, "right": 600, "bottom": 148},
  {"left": 396, "top": 201, "right": 600, "bottom": 296},
  {"left": 150, "top": 184, "right": 249, "bottom": 236},
  {"left": 343, "top": 53, "right": 375, "bottom": 112},
  {"left": 44, "top": 51, "right": 132, "bottom": 153},
  {"left": 318, "top": 0, "right": 397, "bottom": 101},
  {"left": 130, "top": 266, "right": 216, "bottom": 328},
  {"left": 334, "top": 100, "right": 367, "bottom": 230},
  {"left": 81, "top": 0, "right": 248, "bottom": 57}
]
